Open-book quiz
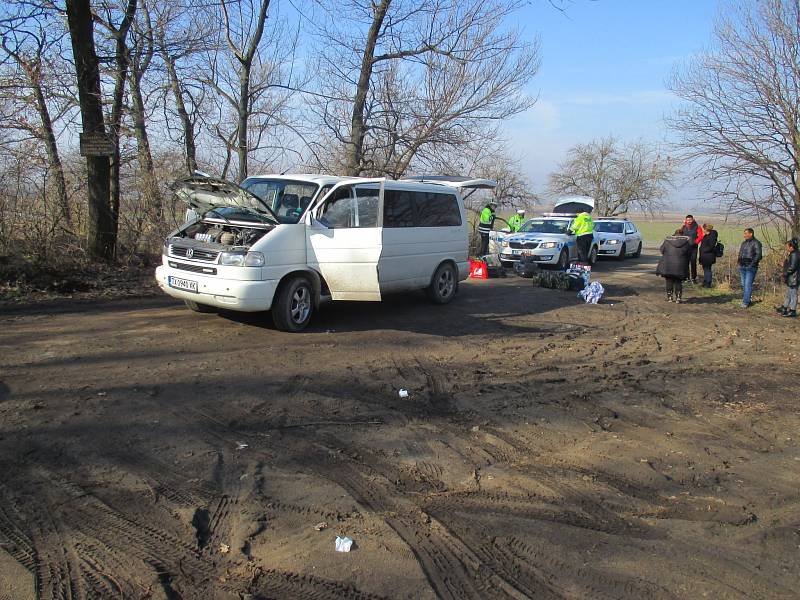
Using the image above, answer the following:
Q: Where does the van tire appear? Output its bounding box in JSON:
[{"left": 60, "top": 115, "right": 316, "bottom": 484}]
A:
[
  {"left": 184, "top": 299, "right": 216, "bottom": 313},
  {"left": 272, "top": 276, "right": 314, "bottom": 332},
  {"left": 632, "top": 242, "right": 642, "bottom": 258},
  {"left": 617, "top": 243, "right": 627, "bottom": 260},
  {"left": 427, "top": 262, "right": 458, "bottom": 304}
]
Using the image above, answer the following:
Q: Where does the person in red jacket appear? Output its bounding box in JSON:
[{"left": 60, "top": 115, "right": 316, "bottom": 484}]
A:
[{"left": 679, "top": 214, "right": 704, "bottom": 284}]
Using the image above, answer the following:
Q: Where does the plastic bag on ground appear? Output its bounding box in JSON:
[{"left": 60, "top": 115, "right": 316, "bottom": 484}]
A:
[
  {"left": 335, "top": 536, "right": 354, "bottom": 552},
  {"left": 578, "top": 281, "right": 604, "bottom": 304}
]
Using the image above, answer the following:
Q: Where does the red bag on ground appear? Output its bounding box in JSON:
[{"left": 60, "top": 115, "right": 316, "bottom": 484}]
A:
[{"left": 469, "top": 259, "right": 488, "bottom": 279}]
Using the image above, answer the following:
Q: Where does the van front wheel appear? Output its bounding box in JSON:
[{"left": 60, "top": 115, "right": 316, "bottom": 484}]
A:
[
  {"left": 273, "top": 276, "right": 314, "bottom": 332},
  {"left": 427, "top": 263, "right": 458, "bottom": 304}
]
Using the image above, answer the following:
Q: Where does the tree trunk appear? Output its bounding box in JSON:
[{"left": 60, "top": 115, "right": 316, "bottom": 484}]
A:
[
  {"left": 237, "top": 69, "right": 250, "bottom": 182},
  {"left": 65, "top": 0, "right": 114, "bottom": 260},
  {"left": 108, "top": 0, "right": 138, "bottom": 254},
  {"left": 344, "top": 0, "right": 391, "bottom": 177},
  {"left": 29, "top": 67, "right": 71, "bottom": 227},
  {"left": 162, "top": 53, "right": 197, "bottom": 174},
  {"left": 129, "top": 69, "right": 162, "bottom": 218}
]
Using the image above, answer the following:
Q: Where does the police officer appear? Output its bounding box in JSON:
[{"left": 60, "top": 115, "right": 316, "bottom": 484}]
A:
[
  {"left": 569, "top": 210, "right": 595, "bottom": 264},
  {"left": 478, "top": 201, "right": 497, "bottom": 256},
  {"left": 507, "top": 209, "right": 525, "bottom": 233}
]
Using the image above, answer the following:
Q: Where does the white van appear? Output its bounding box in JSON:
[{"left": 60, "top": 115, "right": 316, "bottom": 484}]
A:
[{"left": 155, "top": 174, "right": 494, "bottom": 331}]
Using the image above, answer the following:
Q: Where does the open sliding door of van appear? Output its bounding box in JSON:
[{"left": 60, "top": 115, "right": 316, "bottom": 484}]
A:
[{"left": 306, "top": 179, "right": 384, "bottom": 301}]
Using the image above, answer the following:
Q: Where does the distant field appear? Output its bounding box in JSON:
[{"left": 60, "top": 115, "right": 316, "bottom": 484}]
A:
[
  {"left": 634, "top": 219, "right": 785, "bottom": 248},
  {"left": 486, "top": 210, "right": 784, "bottom": 249},
  {"left": 635, "top": 221, "right": 742, "bottom": 247}
]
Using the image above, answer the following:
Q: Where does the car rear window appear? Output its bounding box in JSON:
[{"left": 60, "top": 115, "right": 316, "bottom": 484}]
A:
[{"left": 595, "top": 222, "right": 624, "bottom": 233}]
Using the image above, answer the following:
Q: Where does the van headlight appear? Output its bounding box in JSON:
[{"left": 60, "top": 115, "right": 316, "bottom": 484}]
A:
[
  {"left": 500, "top": 240, "right": 509, "bottom": 248},
  {"left": 539, "top": 241, "right": 558, "bottom": 249},
  {"left": 607, "top": 239, "right": 620, "bottom": 245},
  {"left": 220, "top": 251, "right": 265, "bottom": 266}
]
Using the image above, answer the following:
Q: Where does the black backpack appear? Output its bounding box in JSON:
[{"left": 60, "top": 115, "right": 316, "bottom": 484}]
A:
[{"left": 715, "top": 242, "right": 724, "bottom": 258}]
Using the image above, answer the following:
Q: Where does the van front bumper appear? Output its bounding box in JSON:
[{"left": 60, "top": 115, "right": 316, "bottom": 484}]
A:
[{"left": 155, "top": 265, "right": 278, "bottom": 312}]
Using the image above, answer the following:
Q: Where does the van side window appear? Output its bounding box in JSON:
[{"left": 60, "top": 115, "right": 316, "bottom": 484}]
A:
[
  {"left": 418, "top": 193, "right": 461, "bottom": 227},
  {"left": 384, "top": 190, "right": 416, "bottom": 227},
  {"left": 320, "top": 186, "right": 378, "bottom": 228},
  {"left": 354, "top": 187, "right": 379, "bottom": 228}
]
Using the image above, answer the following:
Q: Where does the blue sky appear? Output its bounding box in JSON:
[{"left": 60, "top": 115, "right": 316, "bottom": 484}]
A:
[{"left": 508, "top": 0, "right": 722, "bottom": 204}]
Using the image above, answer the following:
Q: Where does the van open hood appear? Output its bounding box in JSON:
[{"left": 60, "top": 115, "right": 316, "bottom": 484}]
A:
[
  {"left": 171, "top": 175, "right": 279, "bottom": 222},
  {"left": 553, "top": 196, "right": 595, "bottom": 214}
]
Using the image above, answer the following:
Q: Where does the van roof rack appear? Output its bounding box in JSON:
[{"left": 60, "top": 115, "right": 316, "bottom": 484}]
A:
[{"left": 594, "top": 216, "right": 629, "bottom": 221}]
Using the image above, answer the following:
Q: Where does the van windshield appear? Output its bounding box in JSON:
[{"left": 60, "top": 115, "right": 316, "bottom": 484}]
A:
[
  {"left": 519, "top": 219, "right": 570, "bottom": 234},
  {"left": 241, "top": 179, "right": 319, "bottom": 224}
]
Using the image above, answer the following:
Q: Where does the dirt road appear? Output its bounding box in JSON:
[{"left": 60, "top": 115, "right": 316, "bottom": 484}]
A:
[{"left": 1, "top": 253, "right": 799, "bottom": 600}]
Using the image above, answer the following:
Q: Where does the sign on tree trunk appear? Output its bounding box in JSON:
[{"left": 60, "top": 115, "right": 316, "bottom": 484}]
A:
[{"left": 79, "top": 132, "right": 115, "bottom": 157}]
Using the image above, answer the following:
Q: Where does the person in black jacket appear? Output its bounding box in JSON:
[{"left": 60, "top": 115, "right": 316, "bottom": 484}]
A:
[
  {"left": 656, "top": 231, "right": 691, "bottom": 303},
  {"left": 698, "top": 223, "right": 719, "bottom": 288},
  {"left": 737, "top": 228, "right": 763, "bottom": 308},
  {"left": 776, "top": 238, "right": 799, "bottom": 318},
  {"left": 679, "top": 215, "right": 704, "bottom": 283}
]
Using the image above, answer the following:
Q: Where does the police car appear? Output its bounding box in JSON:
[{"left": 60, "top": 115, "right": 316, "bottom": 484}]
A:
[
  {"left": 594, "top": 217, "right": 643, "bottom": 260},
  {"left": 497, "top": 196, "right": 599, "bottom": 269}
]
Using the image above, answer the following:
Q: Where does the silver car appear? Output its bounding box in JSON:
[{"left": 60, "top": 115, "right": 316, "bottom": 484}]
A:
[{"left": 594, "top": 218, "right": 643, "bottom": 259}]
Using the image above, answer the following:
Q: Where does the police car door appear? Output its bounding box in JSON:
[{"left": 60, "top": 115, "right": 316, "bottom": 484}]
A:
[{"left": 306, "top": 179, "right": 384, "bottom": 300}]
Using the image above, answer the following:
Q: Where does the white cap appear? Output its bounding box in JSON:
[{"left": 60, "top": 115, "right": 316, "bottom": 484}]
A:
[{"left": 516, "top": 209, "right": 525, "bottom": 214}]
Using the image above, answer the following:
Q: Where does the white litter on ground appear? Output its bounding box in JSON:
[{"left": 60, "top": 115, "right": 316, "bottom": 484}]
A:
[{"left": 335, "top": 536, "right": 354, "bottom": 552}]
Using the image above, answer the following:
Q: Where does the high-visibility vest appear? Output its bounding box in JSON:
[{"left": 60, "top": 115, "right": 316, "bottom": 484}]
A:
[
  {"left": 508, "top": 214, "right": 524, "bottom": 232},
  {"left": 478, "top": 207, "right": 495, "bottom": 234},
  {"left": 570, "top": 212, "right": 594, "bottom": 236}
]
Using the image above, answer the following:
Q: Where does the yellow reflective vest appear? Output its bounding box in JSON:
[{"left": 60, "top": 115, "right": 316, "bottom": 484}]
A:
[
  {"left": 570, "top": 212, "right": 594, "bottom": 236},
  {"left": 508, "top": 214, "right": 524, "bottom": 232}
]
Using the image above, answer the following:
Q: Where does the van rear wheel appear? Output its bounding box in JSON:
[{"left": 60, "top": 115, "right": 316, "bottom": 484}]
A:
[
  {"left": 427, "top": 263, "right": 458, "bottom": 304},
  {"left": 184, "top": 299, "right": 216, "bottom": 313},
  {"left": 273, "top": 276, "right": 314, "bottom": 332}
]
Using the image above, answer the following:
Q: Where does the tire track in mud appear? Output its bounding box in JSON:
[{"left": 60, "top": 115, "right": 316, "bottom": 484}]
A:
[
  {"left": 304, "top": 442, "right": 535, "bottom": 600},
  {"left": 252, "top": 568, "right": 392, "bottom": 600},
  {"left": 498, "top": 535, "right": 677, "bottom": 600}
]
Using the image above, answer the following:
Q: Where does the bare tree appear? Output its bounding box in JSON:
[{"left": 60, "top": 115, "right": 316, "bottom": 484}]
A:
[
  {"left": 668, "top": 0, "right": 800, "bottom": 236},
  {"left": 426, "top": 133, "right": 534, "bottom": 211},
  {"left": 65, "top": 0, "right": 115, "bottom": 259},
  {"left": 549, "top": 137, "right": 674, "bottom": 216},
  {"left": 0, "top": 13, "right": 73, "bottom": 226},
  {"left": 309, "top": 0, "right": 539, "bottom": 178},
  {"left": 95, "top": 0, "right": 138, "bottom": 252},
  {"left": 128, "top": 0, "right": 162, "bottom": 217},
  {"left": 151, "top": 0, "right": 211, "bottom": 175}
]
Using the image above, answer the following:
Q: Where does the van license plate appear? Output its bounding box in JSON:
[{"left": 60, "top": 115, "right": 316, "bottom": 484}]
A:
[{"left": 168, "top": 276, "right": 198, "bottom": 293}]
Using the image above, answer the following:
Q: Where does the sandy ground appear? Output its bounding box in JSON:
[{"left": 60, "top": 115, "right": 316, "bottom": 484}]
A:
[{"left": 1, "top": 252, "right": 799, "bottom": 600}]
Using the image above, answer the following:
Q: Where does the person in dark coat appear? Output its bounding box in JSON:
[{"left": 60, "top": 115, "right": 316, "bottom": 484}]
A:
[
  {"left": 679, "top": 214, "right": 704, "bottom": 284},
  {"left": 698, "top": 223, "right": 719, "bottom": 288},
  {"left": 656, "top": 231, "right": 691, "bottom": 303},
  {"left": 737, "top": 228, "right": 762, "bottom": 308},
  {"left": 777, "top": 238, "right": 799, "bottom": 318}
]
